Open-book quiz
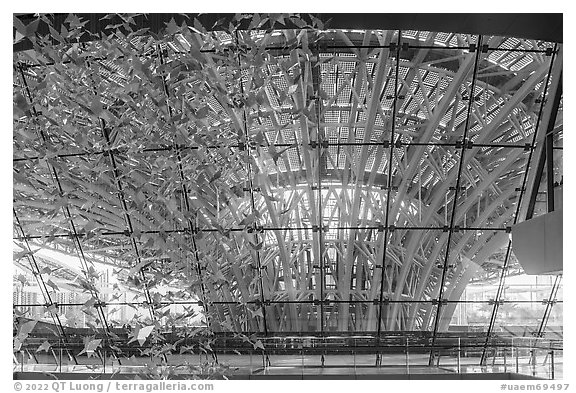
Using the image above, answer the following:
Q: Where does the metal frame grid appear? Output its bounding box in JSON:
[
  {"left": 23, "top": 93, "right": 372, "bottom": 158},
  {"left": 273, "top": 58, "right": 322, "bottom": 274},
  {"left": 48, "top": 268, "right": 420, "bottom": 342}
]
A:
[{"left": 13, "top": 17, "right": 563, "bottom": 369}]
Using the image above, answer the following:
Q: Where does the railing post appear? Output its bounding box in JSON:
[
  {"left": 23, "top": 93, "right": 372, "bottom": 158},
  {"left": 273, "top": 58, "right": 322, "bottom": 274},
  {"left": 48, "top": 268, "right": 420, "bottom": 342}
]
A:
[
  {"left": 457, "top": 337, "right": 461, "bottom": 373},
  {"left": 59, "top": 338, "right": 62, "bottom": 373},
  {"left": 550, "top": 350, "right": 555, "bottom": 380},
  {"left": 515, "top": 346, "right": 519, "bottom": 374},
  {"left": 353, "top": 347, "right": 356, "bottom": 374},
  {"left": 405, "top": 337, "right": 409, "bottom": 374},
  {"left": 301, "top": 344, "right": 304, "bottom": 378}
]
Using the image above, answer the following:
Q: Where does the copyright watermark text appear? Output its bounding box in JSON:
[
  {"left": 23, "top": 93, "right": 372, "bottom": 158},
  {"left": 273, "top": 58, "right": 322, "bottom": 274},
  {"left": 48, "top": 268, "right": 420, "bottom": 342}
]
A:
[
  {"left": 14, "top": 382, "right": 214, "bottom": 392},
  {"left": 500, "top": 384, "right": 569, "bottom": 391}
]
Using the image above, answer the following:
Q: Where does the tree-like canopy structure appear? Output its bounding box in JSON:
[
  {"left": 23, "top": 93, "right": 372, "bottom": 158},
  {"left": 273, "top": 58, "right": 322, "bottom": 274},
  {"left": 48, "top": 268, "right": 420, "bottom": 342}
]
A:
[{"left": 13, "top": 14, "right": 562, "bottom": 344}]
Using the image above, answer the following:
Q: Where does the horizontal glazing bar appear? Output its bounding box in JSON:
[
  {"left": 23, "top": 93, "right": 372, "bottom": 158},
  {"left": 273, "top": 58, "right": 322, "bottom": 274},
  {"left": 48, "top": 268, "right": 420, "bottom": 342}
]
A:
[
  {"left": 13, "top": 142, "right": 534, "bottom": 162},
  {"left": 14, "top": 300, "right": 562, "bottom": 307},
  {"left": 12, "top": 226, "right": 512, "bottom": 240}
]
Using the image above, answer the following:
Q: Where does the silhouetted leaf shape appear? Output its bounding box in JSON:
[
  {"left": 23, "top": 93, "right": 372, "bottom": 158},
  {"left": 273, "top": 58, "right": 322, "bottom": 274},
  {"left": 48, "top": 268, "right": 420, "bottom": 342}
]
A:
[
  {"left": 83, "top": 298, "right": 96, "bottom": 309},
  {"left": 13, "top": 16, "right": 28, "bottom": 37},
  {"left": 165, "top": 18, "right": 180, "bottom": 35},
  {"left": 25, "top": 19, "right": 40, "bottom": 37},
  {"left": 248, "top": 241, "right": 263, "bottom": 251},
  {"left": 238, "top": 213, "right": 255, "bottom": 226},
  {"left": 195, "top": 106, "right": 209, "bottom": 119},
  {"left": 13, "top": 249, "right": 34, "bottom": 261},
  {"left": 46, "top": 279, "right": 59, "bottom": 292},
  {"left": 36, "top": 341, "right": 51, "bottom": 353},
  {"left": 79, "top": 338, "right": 102, "bottom": 357},
  {"left": 16, "top": 274, "right": 28, "bottom": 285},
  {"left": 40, "top": 266, "right": 53, "bottom": 275},
  {"left": 248, "top": 307, "right": 264, "bottom": 319},
  {"left": 213, "top": 270, "right": 226, "bottom": 282},
  {"left": 129, "top": 260, "right": 152, "bottom": 276},
  {"left": 91, "top": 98, "right": 103, "bottom": 116},
  {"left": 17, "top": 320, "right": 37, "bottom": 340},
  {"left": 253, "top": 340, "right": 264, "bottom": 350},
  {"left": 253, "top": 131, "right": 265, "bottom": 146},
  {"left": 137, "top": 326, "right": 154, "bottom": 346},
  {"left": 263, "top": 191, "right": 281, "bottom": 202},
  {"left": 14, "top": 93, "right": 29, "bottom": 115},
  {"left": 209, "top": 170, "right": 222, "bottom": 183}
]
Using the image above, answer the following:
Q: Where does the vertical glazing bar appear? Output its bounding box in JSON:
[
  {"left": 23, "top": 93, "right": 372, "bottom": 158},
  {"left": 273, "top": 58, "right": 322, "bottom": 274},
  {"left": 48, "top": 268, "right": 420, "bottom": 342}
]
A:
[
  {"left": 405, "top": 337, "right": 409, "bottom": 374},
  {"left": 457, "top": 337, "right": 461, "bottom": 373},
  {"left": 235, "top": 31, "right": 269, "bottom": 336},
  {"left": 155, "top": 44, "right": 212, "bottom": 329},
  {"left": 353, "top": 341, "right": 356, "bottom": 373},
  {"left": 59, "top": 338, "right": 62, "bottom": 373},
  {"left": 377, "top": 29, "right": 403, "bottom": 336},
  {"left": 546, "top": 132, "right": 555, "bottom": 212},
  {"left": 429, "top": 35, "right": 483, "bottom": 365},
  {"left": 480, "top": 44, "right": 560, "bottom": 366},
  {"left": 301, "top": 344, "right": 304, "bottom": 377}
]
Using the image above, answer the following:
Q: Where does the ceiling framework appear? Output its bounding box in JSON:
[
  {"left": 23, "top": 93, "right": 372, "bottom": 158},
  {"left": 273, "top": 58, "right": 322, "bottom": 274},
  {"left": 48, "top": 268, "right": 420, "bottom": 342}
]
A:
[{"left": 13, "top": 16, "right": 562, "bottom": 340}]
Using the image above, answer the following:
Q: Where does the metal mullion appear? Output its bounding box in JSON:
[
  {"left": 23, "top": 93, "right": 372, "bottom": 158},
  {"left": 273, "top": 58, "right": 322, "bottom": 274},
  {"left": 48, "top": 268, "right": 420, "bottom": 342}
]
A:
[
  {"left": 13, "top": 141, "right": 537, "bottom": 164},
  {"left": 16, "top": 298, "right": 563, "bottom": 308},
  {"left": 376, "top": 30, "right": 402, "bottom": 337},
  {"left": 310, "top": 47, "right": 326, "bottom": 334},
  {"left": 236, "top": 31, "right": 269, "bottom": 336},
  {"left": 14, "top": 225, "right": 517, "bottom": 241},
  {"left": 479, "top": 43, "right": 559, "bottom": 366},
  {"left": 78, "top": 49, "right": 158, "bottom": 323},
  {"left": 156, "top": 44, "right": 212, "bottom": 328},
  {"left": 333, "top": 62, "right": 343, "bottom": 169},
  {"left": 428, "top": 35, "right": 483, "bottom": 365},
  {"left": 13, "top": 146, "right": 178, "bottom": 163},
  {"left": 13, "top": 209, "right": 78, "bottom": 365},
  {"left": 99, "top": 120, "right": 156, "bottom": 322},
  {"left": 16, "top": 42, "right": 554, "bottom": 71},
  {"left": 524, "top": 68, "right": 561, "bottom": 217},
  {"left": 17, "top": 63, "right": 116, "bottom": 348},
  {"left": 47, "top": 166, "right": 116, "bottom": 336},
  {"left": 536, "top": 275, "right": 562, "bottom": 337},
  {"left": 14, "top": 151, "right": 91, "bottom": 162},
  {"left": 546, "top": 122, "right": 556, "bottom": 213}
]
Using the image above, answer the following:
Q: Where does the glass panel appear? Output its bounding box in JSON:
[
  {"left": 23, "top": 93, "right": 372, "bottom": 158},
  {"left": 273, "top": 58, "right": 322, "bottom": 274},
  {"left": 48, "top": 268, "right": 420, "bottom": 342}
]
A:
[
  {"left": 14, "top": 159, "right": 70, "bottom": 239},
  {"left": 13, "top": 18, "right": 562, "bottom": 377},
  {"left": 493, "top": 288, "right": 549, "bottom": 337},
  {"left": 266, "top": 303, "right": 320, "bottom": 334}
]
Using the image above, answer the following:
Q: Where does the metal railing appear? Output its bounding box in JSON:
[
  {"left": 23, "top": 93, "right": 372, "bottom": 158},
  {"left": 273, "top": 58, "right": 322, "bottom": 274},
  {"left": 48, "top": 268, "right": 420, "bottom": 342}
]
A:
[{"left": 13, "top": 335, "right": 562, "bottom": 379}]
